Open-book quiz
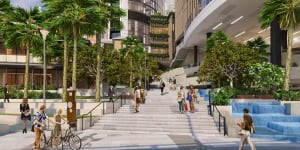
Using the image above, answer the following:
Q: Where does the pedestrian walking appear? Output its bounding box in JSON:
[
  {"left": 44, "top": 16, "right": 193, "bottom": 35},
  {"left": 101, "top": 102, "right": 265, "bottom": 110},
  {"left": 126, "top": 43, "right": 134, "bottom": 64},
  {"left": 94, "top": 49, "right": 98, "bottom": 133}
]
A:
[
  {"left": 20, "top": 98, "right": 31, "bottom": 133},
  {"left": 173, "top": 77, "right": 177, "bottom": 90},
  {"left": 134, "top": 86, "right": 141, "bottom": 112},
  {"left": 187, "top": 85, "right": 195, "bottom": 113},
  {"left": 52, "top": 108, "right": 68, "bottom": 149},
  {"left": 108, "top": 85, "right": 114, "bottom": 102},
  {"left": 160, "top": 80, "right": 165, "bottom": 95},
  {"left": 237, "top": 108, "right": 256, "bottom": 150},
  {"left": 140, "top": 86, "right": 145, "bottom": 104},
  {"left": 177, "top": 86, "right": 185, "bottom": 114},
  {"left": 4, "top": 84, "right": 9, "bottom": 103}
]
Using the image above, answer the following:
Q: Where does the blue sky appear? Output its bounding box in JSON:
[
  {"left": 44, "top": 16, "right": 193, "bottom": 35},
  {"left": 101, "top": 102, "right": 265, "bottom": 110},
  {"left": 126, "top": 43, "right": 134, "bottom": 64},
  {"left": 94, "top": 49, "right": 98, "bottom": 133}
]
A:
[{"left": 11, "top": 0, "right": 42, "bottom": 10}]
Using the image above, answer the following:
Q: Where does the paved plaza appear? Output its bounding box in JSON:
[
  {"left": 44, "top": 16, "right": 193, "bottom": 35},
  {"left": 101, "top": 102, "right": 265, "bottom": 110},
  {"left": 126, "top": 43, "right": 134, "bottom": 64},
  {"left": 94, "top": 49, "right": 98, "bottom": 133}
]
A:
[{"left": 1, "top": 86, "right": 300, "bottom": 150}]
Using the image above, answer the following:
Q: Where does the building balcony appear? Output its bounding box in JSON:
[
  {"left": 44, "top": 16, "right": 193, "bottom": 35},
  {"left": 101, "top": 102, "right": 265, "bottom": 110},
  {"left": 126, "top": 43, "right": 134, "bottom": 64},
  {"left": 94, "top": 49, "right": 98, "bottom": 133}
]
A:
[{"left": 0, "top": 54, "right": 41, "bottom": 64}]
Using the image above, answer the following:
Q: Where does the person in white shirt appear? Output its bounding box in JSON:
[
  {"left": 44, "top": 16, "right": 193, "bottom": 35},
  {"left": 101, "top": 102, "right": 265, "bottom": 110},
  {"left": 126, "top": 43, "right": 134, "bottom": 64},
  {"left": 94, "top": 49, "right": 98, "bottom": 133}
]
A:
[{"left": 134, "top": 86, "right": 141, "bottom": 112}]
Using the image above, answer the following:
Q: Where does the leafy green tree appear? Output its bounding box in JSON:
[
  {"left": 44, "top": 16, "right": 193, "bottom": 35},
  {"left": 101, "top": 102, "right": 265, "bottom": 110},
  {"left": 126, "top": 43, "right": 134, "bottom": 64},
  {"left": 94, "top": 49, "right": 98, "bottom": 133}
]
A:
[
  {"left": 92, "top": 0, "right": 125, "bottom": 101},
  {"left": 0, "top": 0, "right": 13, "bottom": 27},
  {"left": 120, "top": 36, "right": 144, "bottom": 93},
  {"left": 205, "top": 31, "right": 229, "bottom": 52},
  {"left": 259, "top": 0, "right": 300, "bottom": 90},
  {"left": 77, "top": 45, "right": 123, "bottom": 88},
  {"left": 198, "top": 41, "right": 262, "bottom": 88},
  {"left": 246, "top": 37, "right": 270, "bottom": 62},
  {"left": 248, "top": 62, "right": 284, "bottom": 93},
  {"left": 42, "top": 0, "right": 106, "bottom": 101},
  {"left": 1, "top": 7, "right": 42, "bottom": 98}
]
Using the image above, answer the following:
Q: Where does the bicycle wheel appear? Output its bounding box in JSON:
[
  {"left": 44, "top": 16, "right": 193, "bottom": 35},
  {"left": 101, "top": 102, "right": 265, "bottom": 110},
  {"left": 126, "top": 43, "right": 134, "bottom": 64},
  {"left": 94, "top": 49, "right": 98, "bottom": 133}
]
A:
[
  {"left": 52, "top": 136, "right": 62, "bottom": 148},
  {"left": 40, "top": 134, "right": 47, "bottom": 149},
  {"left": 68, "top": 135, "right": 81, "bottom": 150}
]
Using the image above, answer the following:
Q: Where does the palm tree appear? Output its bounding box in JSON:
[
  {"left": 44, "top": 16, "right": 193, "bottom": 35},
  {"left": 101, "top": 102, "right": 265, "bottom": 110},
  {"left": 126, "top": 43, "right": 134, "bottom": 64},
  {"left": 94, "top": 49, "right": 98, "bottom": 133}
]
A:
[
  {"left": 259, "top": 0, "right": 300, "bottom": 90},
  {"left": 1, "top": 7, "right": 42, "bottom": 98},
  {"left": 0, "top": 0, "right": 13, "bottom": 27},
  {"left": 120, "top": 36, "right": 144, "bottom": 93},
  {"left": 93, "top": 0, "right": 125, "bottom": 101},
  {"left": 42, "top": 0, "right": 105, "bottom": 101}
]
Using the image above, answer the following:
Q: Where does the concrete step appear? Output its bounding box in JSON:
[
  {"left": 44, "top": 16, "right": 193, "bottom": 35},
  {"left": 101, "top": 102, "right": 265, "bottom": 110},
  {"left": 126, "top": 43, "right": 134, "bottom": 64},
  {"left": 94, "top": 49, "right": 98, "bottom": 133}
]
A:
[
  {"left": 94, "top": 123, "right": 218, "bottom": 130},
  {"left": 101, "top": 114, "right": 213, "bottom": 119},
  {"left": 92, "top": 126, "right": 220, "bottom": 134},
  {"left": 95, "top": 120, "right": 216, "bottom": 126}
]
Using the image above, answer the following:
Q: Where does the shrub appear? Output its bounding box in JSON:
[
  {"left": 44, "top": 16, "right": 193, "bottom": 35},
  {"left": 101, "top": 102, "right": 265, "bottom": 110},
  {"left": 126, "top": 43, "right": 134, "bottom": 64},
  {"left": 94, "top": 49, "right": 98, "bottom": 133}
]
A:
[
  {"left": 248, "top": 62, "right": 284, "bottom": 93},
  {"left": 212, "top": 87, "right": 235, "bottom": 105},
  {"left": 273, "top": 90, "right": 300, "bottom": 101}
]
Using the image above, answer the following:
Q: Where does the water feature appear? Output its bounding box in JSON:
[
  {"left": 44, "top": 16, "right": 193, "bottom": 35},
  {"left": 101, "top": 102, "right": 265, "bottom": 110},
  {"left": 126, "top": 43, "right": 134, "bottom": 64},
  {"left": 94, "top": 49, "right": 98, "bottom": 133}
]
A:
[
  {"left": 231, "top": 102, "right": 300, "bottom": 142},
  {"left": 198, "top": 89, "right": 210, "bottom": 101}
]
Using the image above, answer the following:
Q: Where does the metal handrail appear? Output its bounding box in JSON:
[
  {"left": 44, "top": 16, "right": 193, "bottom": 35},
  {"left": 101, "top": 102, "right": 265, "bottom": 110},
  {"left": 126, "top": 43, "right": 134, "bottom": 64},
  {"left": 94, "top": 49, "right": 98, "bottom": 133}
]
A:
[
  {"left": 213, "top": 105, "right": 227, "bottom": 136},
  {"left": 80, "top": 96, "right": 121, "bottom": 131}
]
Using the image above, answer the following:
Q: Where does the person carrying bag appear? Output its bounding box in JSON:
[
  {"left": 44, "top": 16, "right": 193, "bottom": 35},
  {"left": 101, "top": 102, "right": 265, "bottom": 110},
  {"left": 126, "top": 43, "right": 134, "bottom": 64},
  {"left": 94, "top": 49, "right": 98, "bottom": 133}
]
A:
[
  {"left": 237, "top": 108, "right": 256, "bottom": 150},
  {"left": 187, "top": 86, "right": 195, "bottom": 113},
  {"left": 177, "top": 86, "right": 185, "bottom": 114}
]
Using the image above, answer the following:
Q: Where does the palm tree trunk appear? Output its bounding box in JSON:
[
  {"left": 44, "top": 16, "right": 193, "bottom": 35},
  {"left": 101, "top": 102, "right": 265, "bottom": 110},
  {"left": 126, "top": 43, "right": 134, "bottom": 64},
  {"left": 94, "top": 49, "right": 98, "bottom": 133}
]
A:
[
  {"left": 72, "top": 26, "right": 77, "bottom": 90},
  {"left": 95, "top": 32, "right": 101, "bottom": 102},
  {"left": 23, "top": 45, "right": 30, "bottom": 99},
  {"left": 63, "top": 34, "right": 68, "bottom": 102},
  {"left": 283, "top": 28, "right": 294, "bottom": 90}
]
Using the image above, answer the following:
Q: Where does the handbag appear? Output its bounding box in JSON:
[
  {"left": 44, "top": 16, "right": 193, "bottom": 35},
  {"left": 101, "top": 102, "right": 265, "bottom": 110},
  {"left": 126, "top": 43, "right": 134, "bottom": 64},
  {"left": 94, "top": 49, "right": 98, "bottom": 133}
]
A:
[
  {"left": 24, "top": 111, "right": 30, "bottom": 116},
  {"left": 187, "top": 94, "right": 192, "bottom": 101},
  {"left": 184, "top": 103, "right": 188, "bottom": 111},
  {"left": 177, "top": 97, "right": 182, "bottom": 102}
]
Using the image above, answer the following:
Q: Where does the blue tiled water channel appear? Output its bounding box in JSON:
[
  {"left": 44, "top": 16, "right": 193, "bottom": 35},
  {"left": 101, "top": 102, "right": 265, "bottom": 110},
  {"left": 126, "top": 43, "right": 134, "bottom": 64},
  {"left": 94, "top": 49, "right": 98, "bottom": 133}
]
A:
[
  {"left": 197, "top": 89, "right": 300, "bottom": 142},
  {"left": 232, "top": 102, "right": 300, "bottom": 142}
]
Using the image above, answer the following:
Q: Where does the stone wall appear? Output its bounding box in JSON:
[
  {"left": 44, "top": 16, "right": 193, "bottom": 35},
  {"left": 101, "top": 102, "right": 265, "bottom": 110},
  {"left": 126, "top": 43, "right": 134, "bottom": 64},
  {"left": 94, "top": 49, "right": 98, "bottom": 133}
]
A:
[{"left": 280, "top": 101, "right": 300, "bottom": 116}]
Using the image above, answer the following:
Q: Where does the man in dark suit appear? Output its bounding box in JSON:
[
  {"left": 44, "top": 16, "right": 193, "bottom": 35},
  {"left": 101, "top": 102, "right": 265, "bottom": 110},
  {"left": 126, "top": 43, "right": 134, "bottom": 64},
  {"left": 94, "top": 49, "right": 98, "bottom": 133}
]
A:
[
  {"left": 108, "top": 85, "right": 114, "bottom": 102},
  {"left": 4, "top": 84, "right": 9, "bottom": 103}
]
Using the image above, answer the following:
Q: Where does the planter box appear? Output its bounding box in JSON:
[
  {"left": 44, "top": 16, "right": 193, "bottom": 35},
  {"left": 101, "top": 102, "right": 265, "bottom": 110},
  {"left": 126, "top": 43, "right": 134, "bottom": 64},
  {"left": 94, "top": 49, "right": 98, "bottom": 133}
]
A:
[
  {"left": 256, "top": 94, "right": 274, "bottom": 99},
  {"left": 236, "top": 95, "right": 255, "bottom": 99}
]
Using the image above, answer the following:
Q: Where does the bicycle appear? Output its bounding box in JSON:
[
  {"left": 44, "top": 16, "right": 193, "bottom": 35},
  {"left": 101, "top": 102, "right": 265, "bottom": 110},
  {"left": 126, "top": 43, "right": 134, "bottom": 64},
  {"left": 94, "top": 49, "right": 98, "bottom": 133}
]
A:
[{"left": 40, "top": 122, "right": 82, "bottom": 150}]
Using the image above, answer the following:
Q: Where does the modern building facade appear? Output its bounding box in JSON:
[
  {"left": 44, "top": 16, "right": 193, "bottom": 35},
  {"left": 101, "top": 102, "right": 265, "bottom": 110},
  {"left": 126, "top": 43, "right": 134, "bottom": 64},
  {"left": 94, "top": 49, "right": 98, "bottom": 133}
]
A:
[
  {"left": 0, "top": 37, "right": 62, "bottom": 88},
  {"left": 172, "top": 0, "right": 300, "bottom": 68},
  {"left": 1, "top": 0, "right": 166, "bottom": 88},
  {"left": 99, "top": 0, "right": 165, "bottom": 50}
]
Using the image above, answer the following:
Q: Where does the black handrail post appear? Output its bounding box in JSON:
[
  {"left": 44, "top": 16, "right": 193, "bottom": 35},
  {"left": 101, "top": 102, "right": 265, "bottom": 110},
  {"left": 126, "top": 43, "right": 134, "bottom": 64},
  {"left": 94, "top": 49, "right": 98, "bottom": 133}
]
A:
[
  {"left": 208, "top": 90, "right": 211, "bottom": 116},
  {"left": 121, "top": 95, "right": 123, "bottom": 107},
  {"left": 219, "top": 114, "right": 221, "bottom": 132},
  {"left": 113, "top": 100, "right": 115, "bottom": 114},
  {"left": 90, "top": 113, "right": 92, "bottom": 127},
  {"left": 103, "top": 102, "right": 105, "bottom": 115},
  {"left": 81, "top": 115, "right": 84, "bottom": 131},
  {"left": 224, "top": 117, "right": 227, "bottom": 136}
]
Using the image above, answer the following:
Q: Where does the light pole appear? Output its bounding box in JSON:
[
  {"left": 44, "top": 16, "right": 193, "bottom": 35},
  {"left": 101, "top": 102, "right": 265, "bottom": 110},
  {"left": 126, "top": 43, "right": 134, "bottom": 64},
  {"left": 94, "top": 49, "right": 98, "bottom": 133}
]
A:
[{"left": 40, "top": 29, "right": 49, "bottom": 107}]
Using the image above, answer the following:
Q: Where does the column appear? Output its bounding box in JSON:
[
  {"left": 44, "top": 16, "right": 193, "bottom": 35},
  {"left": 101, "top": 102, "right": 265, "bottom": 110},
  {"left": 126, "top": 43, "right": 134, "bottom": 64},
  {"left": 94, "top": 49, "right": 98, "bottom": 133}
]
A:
[
  {"left": 193, "top": 46, "right": 198, "bottom": 66},
  {"left": 270, "top": 16, "right": 282, "bottom": 66}
]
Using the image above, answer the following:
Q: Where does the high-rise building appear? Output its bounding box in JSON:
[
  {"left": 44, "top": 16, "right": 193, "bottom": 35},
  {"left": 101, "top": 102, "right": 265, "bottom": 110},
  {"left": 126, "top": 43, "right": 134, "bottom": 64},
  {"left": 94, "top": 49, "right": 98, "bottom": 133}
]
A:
[
  {"left": 171, "top": 0, "right": 300, "bottom": 68},
  {"left": 99, "top": 0, "right": 165, "bottom": 50}
]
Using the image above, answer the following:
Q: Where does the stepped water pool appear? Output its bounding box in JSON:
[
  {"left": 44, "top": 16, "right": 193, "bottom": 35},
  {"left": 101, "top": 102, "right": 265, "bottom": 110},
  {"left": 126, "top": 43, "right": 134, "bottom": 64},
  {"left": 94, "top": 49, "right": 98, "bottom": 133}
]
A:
[{"left": 231, "top": 102, "right": 300, "bottom": 143}]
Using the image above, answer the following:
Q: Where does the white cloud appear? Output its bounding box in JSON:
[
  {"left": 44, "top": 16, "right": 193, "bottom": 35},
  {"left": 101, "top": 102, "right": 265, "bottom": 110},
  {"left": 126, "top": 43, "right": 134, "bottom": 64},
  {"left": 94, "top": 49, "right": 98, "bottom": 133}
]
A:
[{"left": 11, "top": 0, "right": 42, "bottom": 10}]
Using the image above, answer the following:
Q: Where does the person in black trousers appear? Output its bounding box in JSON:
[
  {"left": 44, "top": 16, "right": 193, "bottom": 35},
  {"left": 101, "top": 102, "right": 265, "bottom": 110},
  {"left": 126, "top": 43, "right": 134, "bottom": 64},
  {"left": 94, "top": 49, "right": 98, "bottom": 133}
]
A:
[
  {"left": 20, "top": 98, "right": 31, "bottom": 133},
  {"left": 108, "top": 85, "right": 114, "bottom": 102},
  {"left": 4, "top": 84, "right": 9, "bottom": 103}
]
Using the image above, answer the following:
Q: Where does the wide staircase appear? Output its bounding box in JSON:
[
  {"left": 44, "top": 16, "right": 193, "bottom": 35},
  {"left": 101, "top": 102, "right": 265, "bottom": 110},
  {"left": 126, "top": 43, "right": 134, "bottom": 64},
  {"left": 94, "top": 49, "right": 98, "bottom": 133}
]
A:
[{"left": 90, "top": 87, "right": 220, "bottom": 136}]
